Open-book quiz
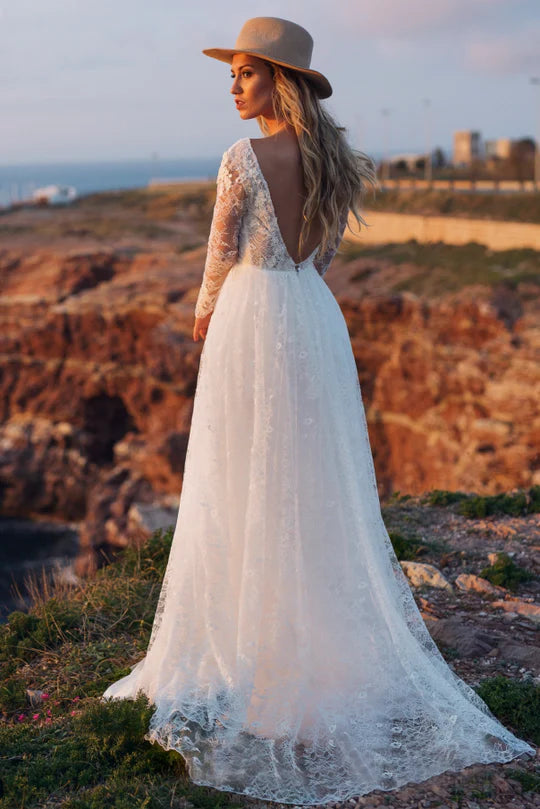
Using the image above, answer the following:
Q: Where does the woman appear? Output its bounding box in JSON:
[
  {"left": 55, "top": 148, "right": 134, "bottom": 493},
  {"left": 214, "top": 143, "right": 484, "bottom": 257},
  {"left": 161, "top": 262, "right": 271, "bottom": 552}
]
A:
[{"left": 102, "top": 17, "right": 535, "bottom": 805}]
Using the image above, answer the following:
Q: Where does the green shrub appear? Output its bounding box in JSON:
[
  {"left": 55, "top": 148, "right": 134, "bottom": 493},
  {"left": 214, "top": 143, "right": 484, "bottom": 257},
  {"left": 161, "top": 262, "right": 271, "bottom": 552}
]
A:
[
  {"left": 387, "top": 490, "right": 413, "bottom": 504},
  {"left": 480, "top": 552, "right": 534, "bottom": 592},
  {"left": 425, "top": 489, "right": 469, "bottom": 507},
  {"left": 504, "top": 768, "right": 540, "bottom": 795},
  {"left": 475, "top": 675, "right": 540, "bottom": 745},
  {"left": 458, "top": 488, "right": 539, "bottom": 518},
  {"left": 0, "top": 676, "right": 27, "bottom": 712},
  {"left": 424, "top": 486, "right": 540, "bottom": 517},
  {"left": 388, "top": 531, "right": 429, "bottom": 560},
  {"left": 79, "top": 693, "right": 171, "bottom": 765},
  {"left": 529, "top": 485, "right": 540, "bottom": 512}
]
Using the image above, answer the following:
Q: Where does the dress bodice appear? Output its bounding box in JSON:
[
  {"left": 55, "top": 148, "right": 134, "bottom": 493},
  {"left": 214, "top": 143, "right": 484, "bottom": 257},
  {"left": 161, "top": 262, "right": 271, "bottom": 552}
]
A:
[{"left": 195, "top": 137, "right": 348, "bottom": 319}]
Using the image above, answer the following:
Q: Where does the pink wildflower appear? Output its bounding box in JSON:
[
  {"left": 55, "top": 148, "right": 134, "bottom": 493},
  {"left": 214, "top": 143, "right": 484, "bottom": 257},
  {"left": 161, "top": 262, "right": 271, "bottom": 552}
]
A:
[
  {"left": 32, "top": 713, "right": 40, "bottom": 720},
  {"left": 72, "top": 696, "right": 80, "bottom": 702},
  {"left": 17, "top": 714, "right": 25, "bottom": 721},
  {"left": 46, "top": 709, "right": 52, "bottom": 716},
  {"left": 70, "top": 710, "right": 77, "bottom": 716},
  {"left": 41, "top": 693, "right": 49, "bottom": 700},
  {"left": 45, "top": 717, "right": 52, "bottom": 724}
]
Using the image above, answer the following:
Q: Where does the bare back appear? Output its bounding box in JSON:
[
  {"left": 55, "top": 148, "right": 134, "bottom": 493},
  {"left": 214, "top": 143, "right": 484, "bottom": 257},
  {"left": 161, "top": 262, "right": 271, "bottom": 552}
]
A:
[{"left": 249, "top": 136, "right": 324, "bottom": 265}]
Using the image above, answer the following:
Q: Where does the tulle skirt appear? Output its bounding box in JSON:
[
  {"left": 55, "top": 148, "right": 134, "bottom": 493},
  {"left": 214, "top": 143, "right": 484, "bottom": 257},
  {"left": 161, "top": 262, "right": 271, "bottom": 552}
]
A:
[{"left": 102, "top": 260, "right": 535, "bottom": 805}]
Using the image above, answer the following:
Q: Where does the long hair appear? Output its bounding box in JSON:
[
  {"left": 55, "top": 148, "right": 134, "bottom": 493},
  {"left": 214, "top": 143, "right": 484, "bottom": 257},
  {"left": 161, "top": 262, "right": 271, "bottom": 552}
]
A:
[{"left": 256, "top": 60, "right": 380, "bottom": 263}]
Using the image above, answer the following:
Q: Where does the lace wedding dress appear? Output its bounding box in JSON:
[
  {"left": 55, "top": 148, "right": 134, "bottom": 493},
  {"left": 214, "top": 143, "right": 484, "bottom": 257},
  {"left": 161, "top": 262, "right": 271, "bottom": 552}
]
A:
[{"left": 102, "top": 137, "right": 535, "bottom": 805}]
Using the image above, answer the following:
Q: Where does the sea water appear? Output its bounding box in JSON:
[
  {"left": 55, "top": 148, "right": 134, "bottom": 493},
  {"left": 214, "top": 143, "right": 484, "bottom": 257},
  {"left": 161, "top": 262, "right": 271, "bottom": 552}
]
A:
[{"left": 0, "top": 156, "right": 221, "bottom": 208}]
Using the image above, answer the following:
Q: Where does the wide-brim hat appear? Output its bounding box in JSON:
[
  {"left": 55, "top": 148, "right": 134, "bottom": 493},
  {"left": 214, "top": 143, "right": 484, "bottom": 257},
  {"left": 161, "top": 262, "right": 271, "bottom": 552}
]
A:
[{"left": 202, "top": 16, "right": 332, "bottom": 99}]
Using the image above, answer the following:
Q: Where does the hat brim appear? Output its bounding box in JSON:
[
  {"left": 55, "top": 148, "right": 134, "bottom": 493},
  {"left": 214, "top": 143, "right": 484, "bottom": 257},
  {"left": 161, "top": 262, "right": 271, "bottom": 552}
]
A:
[{"left": 202, "top": 47, "right": 332, "bottom": 99}]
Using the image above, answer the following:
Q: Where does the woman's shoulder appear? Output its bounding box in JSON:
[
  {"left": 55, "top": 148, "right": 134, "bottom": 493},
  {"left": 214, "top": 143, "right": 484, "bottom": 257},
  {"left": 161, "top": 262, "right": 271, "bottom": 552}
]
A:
[
  {"left": 221, "top": 137, "right": 251, "bottom": 165},
  {"left": 215, "top": 138, "right": 252, "bottom": 194}
]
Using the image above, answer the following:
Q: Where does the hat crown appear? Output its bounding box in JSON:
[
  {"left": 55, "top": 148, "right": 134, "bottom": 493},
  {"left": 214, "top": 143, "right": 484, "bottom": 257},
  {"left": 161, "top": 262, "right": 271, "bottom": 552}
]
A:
[
  {"left": 202, "top": 16, "right": 332, "bottom": 99},
  {"left": 234, "top": 17, "right": 313, "bottom": 70}
]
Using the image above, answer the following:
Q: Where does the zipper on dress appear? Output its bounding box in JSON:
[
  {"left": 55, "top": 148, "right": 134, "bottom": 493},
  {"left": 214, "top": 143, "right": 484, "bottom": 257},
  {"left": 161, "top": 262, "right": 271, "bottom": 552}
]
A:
[{"left": 294, "top": 264, "right": 299, "bottom": 273}]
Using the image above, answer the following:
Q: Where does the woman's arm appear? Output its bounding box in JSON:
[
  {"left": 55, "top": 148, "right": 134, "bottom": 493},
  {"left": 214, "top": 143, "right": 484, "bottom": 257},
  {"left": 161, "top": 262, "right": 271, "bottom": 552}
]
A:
[{"left": 194, "top": 149, "right": 246, "bottom": 321}]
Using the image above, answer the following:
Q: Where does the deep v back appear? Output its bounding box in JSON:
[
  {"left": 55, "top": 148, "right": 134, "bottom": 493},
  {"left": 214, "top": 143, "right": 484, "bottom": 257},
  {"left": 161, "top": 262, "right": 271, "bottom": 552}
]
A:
[
  {"left": 247, "top": 138, "right": 322, "bottom": 266},
  {"left": 193, "top": 137, "right": 350, "bottom": 318}
]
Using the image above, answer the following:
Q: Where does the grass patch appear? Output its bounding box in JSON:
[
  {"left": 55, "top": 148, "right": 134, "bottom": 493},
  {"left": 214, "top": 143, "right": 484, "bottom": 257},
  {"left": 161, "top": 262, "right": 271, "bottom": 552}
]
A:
[
  {"left": 423, "top": 486, "right": 540, "bottom": 517},
  {"left": 480, "top": 552, "right": 535, "bottom": 593},
  {"left": 0, "top": 515, "right": 536, "bottom": 807},
  {"left": 0, "top": 527, "right": 231, "bottom": 808},
  {"left": 340, "top": 239, "right": 540, "bottom": 298},
  {"left": 75, "top": 184, "right": 215, "bottom": 222},
  {"left": 0, "top": 183, "right": 219, "bottom": 243},
  {"left": 474, "top": 675, "right": 540, "bottom": 746},
  {"left": 366, "top": 187, "right": 540, "bottom": 224},
  {"left": 0, "top": 223, "right": 32, "bottom": 235},
  {"left": 0, "top": 598, "right": 84, "bottom": 670},
  {"left": 0, "top": 694, "right": 188, "bottom": 808}
]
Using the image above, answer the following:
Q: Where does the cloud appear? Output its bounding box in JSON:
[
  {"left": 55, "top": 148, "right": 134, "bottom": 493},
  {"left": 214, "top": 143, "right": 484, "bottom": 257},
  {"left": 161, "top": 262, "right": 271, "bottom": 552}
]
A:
[
  {"left": 337, "top": 0, "right": 515, "bottom": 38},
  {"left": 465, "top": 25, "right": 540, "bottom": 73}
]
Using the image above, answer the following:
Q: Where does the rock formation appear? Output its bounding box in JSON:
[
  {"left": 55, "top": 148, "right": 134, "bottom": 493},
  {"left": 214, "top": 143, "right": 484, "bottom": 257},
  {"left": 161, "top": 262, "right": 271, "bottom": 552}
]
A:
[{"left": 0, "top": 189, "right": 538, "bottom": 574}]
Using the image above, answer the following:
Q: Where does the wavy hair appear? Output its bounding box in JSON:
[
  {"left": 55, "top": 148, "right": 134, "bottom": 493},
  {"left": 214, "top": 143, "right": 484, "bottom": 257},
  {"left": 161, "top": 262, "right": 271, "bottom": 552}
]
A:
[{"left": 256, "top": 60, "right": 380, "bottom": 262}]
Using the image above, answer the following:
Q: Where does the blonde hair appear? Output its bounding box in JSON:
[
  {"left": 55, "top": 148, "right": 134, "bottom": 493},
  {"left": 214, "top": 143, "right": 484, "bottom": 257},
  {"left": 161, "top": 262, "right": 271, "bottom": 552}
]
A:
[{"left": 257, "top": 60, "right": 380, "bottom": 262}]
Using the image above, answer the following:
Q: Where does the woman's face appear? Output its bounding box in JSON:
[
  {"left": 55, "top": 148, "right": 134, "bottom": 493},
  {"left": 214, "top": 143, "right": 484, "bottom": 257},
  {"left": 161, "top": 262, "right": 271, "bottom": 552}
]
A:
[{"left": 230, "top": 53, "right": 275, "bottom": 120}]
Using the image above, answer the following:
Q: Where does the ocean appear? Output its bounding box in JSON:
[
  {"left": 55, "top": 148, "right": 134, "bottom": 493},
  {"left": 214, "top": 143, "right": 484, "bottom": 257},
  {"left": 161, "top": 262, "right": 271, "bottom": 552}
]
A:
[
  {"left": 0, "top": 156, "right": 222, "bottom": 208},
  {"left": 0, "top": 518, "right": 79, "bottom": 622},
  {"left": 0, "top": 148, "right": 390, "bottom": 209}
]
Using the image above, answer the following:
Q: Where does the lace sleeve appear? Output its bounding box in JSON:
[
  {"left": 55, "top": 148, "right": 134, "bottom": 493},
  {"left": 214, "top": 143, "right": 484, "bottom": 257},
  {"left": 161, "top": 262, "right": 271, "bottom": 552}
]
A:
[
  {"left": 313, "top": 208, "right": 349, "bottom": 278},
  {"left": 194, "top": 148, "right": 246, "bottom": 319}
]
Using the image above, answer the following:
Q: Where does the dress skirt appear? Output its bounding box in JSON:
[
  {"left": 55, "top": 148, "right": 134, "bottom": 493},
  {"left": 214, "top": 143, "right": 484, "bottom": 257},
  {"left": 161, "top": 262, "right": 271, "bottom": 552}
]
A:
[{"left": 102, "top": 260, "right": 535, "bottom": 805}]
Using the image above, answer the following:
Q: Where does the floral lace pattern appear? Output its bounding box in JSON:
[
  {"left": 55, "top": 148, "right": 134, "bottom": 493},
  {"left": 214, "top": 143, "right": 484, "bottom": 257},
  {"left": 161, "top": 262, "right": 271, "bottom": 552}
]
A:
[
  {"left": 194, "top": 137, "right": 348, "bottom": 319},
  {"left": 103, "top": 137, "right": 536, "bottom": 805}
]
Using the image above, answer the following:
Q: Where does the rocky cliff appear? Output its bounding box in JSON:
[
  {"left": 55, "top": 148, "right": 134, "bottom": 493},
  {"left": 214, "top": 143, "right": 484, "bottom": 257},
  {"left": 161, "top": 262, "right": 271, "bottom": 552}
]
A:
[{"left": 0, "top": 189, "right": 538, "bottom": 575}]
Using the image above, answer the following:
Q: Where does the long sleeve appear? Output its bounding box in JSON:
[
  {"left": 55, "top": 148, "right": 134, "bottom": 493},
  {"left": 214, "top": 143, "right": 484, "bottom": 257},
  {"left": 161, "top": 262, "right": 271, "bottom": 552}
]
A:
[
  {"left": 194, "top": 148, "right": 247, "bottom": 319},
  {"left": 313, "top": 208, "right": 349, "bottom": 278}
]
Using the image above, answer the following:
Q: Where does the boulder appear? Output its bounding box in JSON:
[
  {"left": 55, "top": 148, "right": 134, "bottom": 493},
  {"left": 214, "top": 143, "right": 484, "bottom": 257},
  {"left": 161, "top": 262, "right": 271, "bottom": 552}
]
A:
[
  {"left": 491, "top": 598, "right": 540, "bottom": 625},
  {"left": 428, "top": 616, "right": 498, "bottom": 658},
  {"left": 454, "top": 573, "right": 507, "bottom": 598},
  {"left": 400, "top": 561, "right": 453, "bottom": 591}
]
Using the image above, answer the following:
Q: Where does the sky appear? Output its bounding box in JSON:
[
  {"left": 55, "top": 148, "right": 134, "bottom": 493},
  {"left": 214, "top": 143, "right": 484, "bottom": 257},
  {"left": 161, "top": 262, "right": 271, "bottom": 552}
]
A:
[{"left": 1, "top": 0, "right": 539, "bottom": 164}]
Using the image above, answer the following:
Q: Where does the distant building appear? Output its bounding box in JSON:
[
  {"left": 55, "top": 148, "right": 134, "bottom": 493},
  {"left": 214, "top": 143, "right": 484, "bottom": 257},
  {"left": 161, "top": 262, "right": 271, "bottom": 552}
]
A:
[
  {"left": 453, "top": 130, "right": 482, "bottom": 166},
  {"left": 485, "top": 138, "right": 512, "bottom": 159},
  {"left": 32, "top": 184, "right": 77, "bottom": 205},
  {"left": 388, "top": 153, "right": 427, "bottom": 171}
]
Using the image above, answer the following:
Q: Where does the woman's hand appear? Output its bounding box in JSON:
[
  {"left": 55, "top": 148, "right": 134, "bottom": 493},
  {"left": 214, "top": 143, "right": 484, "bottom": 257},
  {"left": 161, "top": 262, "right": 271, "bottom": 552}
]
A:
[{"left": 193, "top": 312, "right": 212, "bottom": 341}]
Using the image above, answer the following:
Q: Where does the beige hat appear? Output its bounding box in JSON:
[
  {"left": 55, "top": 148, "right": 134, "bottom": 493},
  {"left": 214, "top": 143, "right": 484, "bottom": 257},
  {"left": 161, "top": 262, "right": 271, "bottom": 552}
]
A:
[{"left": 202, "top": 16, "right": 332, "bottom": 99}]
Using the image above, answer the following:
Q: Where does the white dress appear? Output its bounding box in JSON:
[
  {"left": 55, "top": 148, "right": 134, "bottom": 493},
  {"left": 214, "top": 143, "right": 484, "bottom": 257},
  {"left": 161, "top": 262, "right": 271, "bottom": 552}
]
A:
[{"left": 102, "top": 137, "right": 535, "bottom": 805}]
